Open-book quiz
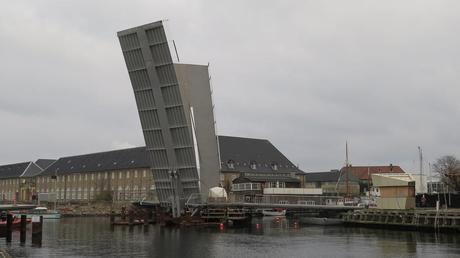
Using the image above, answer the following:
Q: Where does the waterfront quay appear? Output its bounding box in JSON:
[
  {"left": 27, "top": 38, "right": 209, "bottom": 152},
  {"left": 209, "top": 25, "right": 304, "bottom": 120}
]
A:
[{"left": 344, "top": 208, "right": 460, "bottom": 232}]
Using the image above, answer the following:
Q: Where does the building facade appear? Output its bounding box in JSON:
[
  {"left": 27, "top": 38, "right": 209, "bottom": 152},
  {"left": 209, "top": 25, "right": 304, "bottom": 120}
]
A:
[
  {"left": 36, "top": 147, "right": 154, "bottom": 203},
  {"left": 303, "top": 170, "right": 360, "bottom": 196},
  {"left": 218, "top": 135, "right": 304, "bottom": 193},
  {"left": 341, "top": 165, "right": 406, "bottom": 194},
  {"left": 1, "top": 136, "right": 305, "bottom": 205},
  {"left": 0, "top": 161, "right": 43, "bottom": 202}
]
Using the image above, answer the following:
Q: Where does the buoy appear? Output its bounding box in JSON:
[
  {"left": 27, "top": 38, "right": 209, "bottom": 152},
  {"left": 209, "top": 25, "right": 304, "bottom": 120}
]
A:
[
  {"left": 256, "top": 223, "right": 261, "bottom": 230},
  {"left": 219, "top": 223, "right": 224, "bottom": 231}
]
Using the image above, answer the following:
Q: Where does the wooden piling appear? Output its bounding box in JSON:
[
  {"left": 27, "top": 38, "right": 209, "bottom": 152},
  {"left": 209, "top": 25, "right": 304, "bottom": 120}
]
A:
[
  {"left": 144, "top": 210, "right": 149, "bottom": 226},
  {"left": 31, "top": 216, "right": 43, "bottom": 246},
  {"left": 6, "top": 213, "right": 12, "bottom": 242},
  {"left": 121, "top": 206, "right": 126, "bottom": 221},
  {"left": 110, "top": 211, "right": 115, "bottom": 224},
  {"left": 128, "top": 209, "right": 134, "bottom": 226},
  {"left": 20, "top": 215, "right": 27, "bottom": 244}
]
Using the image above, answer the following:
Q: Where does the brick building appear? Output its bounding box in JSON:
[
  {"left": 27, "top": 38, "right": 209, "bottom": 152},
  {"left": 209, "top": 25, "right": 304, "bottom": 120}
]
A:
[
  {"left": 340, "top": 165, "right": 406, "bottom": 193},
  {"left": 303, "top": 170, "right": 360, "bottom": 196}
]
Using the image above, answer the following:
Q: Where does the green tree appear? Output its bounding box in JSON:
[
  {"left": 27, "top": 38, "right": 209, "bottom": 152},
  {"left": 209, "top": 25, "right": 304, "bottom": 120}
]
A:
[{"left": 433, "top": 155, "right": 460, "bottom": 192}]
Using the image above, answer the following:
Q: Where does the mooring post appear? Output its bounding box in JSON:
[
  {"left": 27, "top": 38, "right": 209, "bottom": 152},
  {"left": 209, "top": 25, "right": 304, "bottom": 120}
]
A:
[
  {"left": 128, "top": 209, "right": 134, "bottom": 226},
  {"left": 110, "top": 211, "right": 115, "bottom": 225},
  {"left": 20, "top": 215, "right": 27, "bottom": 244},
  {"left": 6, "top": 213, "right": 13, "bottom": 243},
  {"left": 31, "top": 216, "right": 43, "bottom": 246},
  {"left": 143, "top": 210, "right": 150, "bottom": 233},
  {"left": 121, "top": 206, "right": 126, "bottom": 221},
  {"left": 144, "top": 210, "right": 149, "bottom": 226}
]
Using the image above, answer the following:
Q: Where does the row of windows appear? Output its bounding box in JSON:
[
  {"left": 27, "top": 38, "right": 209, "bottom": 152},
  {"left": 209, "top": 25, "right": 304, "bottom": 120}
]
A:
[
  {"left": 37, "top": 170, "right": 149, "bottom": 184},
  {"left": 52, "top": 189, "right": 148, "bottom": 201},
  {"left": 232, "top": 183, "right": 261, "bottom": 191},
  {"left": 0, "top": 193, "right": 15, "bottom": 200},
  {"left": 39, "top": 186, "right": 148, "bottom": 193},
  {"left": 225, "top": 160, "right": 295, "bottom": 171},
  {"left": 0, "top": 179, "right": 19, "bottom": 185},
  {"left": 37, "top": 179, "right": 150, "bottom": 188}
]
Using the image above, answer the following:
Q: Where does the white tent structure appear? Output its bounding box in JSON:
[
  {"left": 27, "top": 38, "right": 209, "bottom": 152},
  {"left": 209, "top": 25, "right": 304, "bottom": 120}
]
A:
[{"left": 208, "top": 187, "right": 227, "bottom": 199}]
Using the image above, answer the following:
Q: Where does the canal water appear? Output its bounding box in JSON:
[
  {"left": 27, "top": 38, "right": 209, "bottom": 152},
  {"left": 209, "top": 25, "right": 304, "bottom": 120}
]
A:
[{"left": 1, "top": 217, "right": 459, "bottom": 257}]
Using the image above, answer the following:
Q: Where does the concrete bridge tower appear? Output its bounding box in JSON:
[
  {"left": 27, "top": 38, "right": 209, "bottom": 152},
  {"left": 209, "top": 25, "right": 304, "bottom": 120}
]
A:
[{"left": 117, "top": 21, "right": 220, "bottom": 217}]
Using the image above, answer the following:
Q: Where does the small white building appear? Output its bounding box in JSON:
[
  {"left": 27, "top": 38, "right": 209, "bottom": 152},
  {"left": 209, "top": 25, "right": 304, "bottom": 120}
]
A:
[{"left": 372, "top": 173, "right": 416, "bottom": 210}]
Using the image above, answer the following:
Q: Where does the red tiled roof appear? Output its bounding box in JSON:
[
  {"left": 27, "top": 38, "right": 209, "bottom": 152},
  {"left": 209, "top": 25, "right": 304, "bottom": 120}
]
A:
[{"left": 340, "top": 165, "right": 405, "bottom": 180}]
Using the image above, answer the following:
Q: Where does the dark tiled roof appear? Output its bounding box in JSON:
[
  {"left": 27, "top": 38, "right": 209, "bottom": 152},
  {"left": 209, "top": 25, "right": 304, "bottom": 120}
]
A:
[
  {"left": 304, "top": 171, "right": 359, "bottom": 183},
  {"left": 35, "top": 159, "right": 57, "bottom": 170},
  {"left": 21, "top": 163, "right": 44, "bottom": 178},
  {"left": 218, "top": 135, "right": 302, "bottom": 173},
  {"left": 340, "top": 165, "right": 405, "bottom": 180},
  {"left": 41, "top": 147, "right": 150, "bottom": 176},
  {"left": 11, "top": 135, "right": 304, "bottom": 178},
  {"left": 233, "top": 172, "right": 300, "bottom": 183},
  {"left": 0, "top": 162, "right": 31, "bottom": 179}
]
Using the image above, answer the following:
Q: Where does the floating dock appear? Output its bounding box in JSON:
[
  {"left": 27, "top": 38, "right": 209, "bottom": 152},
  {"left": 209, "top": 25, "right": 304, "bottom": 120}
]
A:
[{"left": 343, "top": 209, "right": 460, "bottom": 232}]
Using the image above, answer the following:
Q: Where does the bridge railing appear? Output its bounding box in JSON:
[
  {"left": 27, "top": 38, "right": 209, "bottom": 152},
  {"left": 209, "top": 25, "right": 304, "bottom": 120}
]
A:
[{"left": 231, "top": 194, "right": 357, "bottom": 206}]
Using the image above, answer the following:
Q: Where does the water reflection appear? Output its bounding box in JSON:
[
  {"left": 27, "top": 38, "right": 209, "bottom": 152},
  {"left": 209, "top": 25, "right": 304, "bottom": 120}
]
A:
[{"left": 0, "top": 217, "right": 459, "bottom": 258}]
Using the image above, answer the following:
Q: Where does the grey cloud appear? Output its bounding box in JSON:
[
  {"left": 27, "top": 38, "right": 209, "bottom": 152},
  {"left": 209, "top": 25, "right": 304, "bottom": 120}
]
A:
[{"left": 1, "top": 0, "right": 460, "bottom": 175}]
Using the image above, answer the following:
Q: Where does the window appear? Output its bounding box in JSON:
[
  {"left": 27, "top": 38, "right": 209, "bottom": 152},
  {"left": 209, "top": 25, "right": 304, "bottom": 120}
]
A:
[
  {"left": 271, "top": 163, "right": 278, "bottom": 171},
  {"left": 127, "top": 171, "right": 130, "bottom": 179},
  {"left": 119, "top": 172, "right": 122, "bottom": 179},
  {"left": 143, "top": 170, "right": 146, "bottom": 177},
  {"left": 111, "top": 172, "right": 115, "bottom": 179},
  {"left": 250, "top": 161, "right": 257, "bottom": 170},
  {"left": 134, "top": 170, "right": 138, "bottom": 178},
  {"left": 85, "top": 174, "right": 88, "bottom": 181},
  {"left": 105, "top": 172, "right": 108, "bottom": 179},
  {"left": 227, "top": 160, "right": 235, "bottom": 169}
]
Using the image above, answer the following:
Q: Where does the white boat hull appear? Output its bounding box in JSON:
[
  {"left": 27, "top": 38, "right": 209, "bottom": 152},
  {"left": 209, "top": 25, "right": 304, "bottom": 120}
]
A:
[
  {"left": 262, "top": 210, "right": 286, "bottom": 216},
  {"left": 24, "top": 213, "right": 61, "bottom": 219},
  {"left": 300, "top": 217, "right": 343, "bottom": 225},
  {"left": 14, "top": 211, "right": 61, "bottom": 219}
]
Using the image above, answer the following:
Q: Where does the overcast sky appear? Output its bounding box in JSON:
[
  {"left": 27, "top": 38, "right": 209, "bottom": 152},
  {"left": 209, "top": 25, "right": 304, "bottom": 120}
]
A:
[{"left": 1, "top": 1, "right": 459, "bottom": 174}]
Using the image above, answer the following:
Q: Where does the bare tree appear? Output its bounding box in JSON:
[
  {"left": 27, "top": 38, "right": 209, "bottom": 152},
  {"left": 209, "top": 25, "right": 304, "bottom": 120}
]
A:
[{"left": 433, "top": 155, "right": 460, "bottom": 192}]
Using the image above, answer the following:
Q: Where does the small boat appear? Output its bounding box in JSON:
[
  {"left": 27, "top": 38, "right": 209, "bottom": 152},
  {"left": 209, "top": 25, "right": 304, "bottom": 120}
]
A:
[
  {"left": 0, "top": 216, "right": 32, "bottom": 230},
  {"left": 14, "top": 207, "right": 61, "bottom": 219},
  {"left": 262, "top": 209, "right": 286, "bottom": 216},
  {"left": 300, "top": 217, "right": 343, "bottom": 225}
]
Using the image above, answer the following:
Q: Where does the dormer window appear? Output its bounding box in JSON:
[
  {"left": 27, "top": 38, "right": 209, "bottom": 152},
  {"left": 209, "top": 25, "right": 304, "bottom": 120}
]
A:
[
  {"left": 271, "top": 163, "right": 278, "bottom": 171},
  {"left": 227, "top": 160, "right": 235, "bottom": 169},
  {"left": 250, "top": 161, "right": 257, "bottom": 170}
]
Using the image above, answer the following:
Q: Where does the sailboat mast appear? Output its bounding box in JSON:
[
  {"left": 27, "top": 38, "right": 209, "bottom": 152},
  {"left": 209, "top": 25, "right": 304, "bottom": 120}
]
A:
[
  {"left": 346, "top": 141, "right": 349, "bottom": 198},
  {"left": 418, "top": 146, "right": 423, "bottom": 193}
]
